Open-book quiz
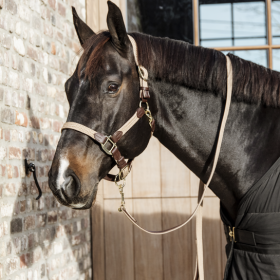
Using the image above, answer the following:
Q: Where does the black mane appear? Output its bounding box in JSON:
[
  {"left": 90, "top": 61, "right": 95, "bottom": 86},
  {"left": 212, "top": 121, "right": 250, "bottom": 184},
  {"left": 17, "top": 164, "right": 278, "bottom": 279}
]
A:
[{"left": 131, "top": 32, "right": 280, "bottom": 107}]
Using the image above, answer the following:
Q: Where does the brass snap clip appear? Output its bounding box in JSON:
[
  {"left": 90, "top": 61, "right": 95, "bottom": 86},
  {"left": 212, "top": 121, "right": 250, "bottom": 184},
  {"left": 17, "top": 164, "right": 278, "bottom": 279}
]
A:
[{"left": 115, "top": 172, "right": 126, "bottom": 212}]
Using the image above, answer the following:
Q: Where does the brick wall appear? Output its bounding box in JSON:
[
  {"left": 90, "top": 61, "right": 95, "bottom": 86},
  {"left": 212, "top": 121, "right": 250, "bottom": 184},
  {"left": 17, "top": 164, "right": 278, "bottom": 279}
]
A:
[{"left": 0, "top": 0, "right": 92, "bottom": 279}]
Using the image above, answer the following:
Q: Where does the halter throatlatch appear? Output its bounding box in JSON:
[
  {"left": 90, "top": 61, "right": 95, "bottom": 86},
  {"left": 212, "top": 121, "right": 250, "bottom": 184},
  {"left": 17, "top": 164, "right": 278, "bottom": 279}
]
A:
[{"left": 61, "top": 34, "right": 154, "bottom": 190}]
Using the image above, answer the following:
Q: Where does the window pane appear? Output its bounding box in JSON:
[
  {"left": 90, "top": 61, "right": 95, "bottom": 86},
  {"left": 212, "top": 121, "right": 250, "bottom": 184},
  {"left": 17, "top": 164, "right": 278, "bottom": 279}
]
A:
[
  {"left": 273, "top": 49, "right": 280, "bottom": 71},
  {"left": 200, "top": 4, "right": 232, "bottom": 40},
  {"left": 272, "top": 0, "right": 280, "bottom": 44},
  {"left": 199, "top": 0, "right": 267, "bottom": 47},
  {"left": 233, "top": 2, "right": 266, "bottom": 39},
  {"left": 225, "top": 50, "right": 268, "bottom": 67}
]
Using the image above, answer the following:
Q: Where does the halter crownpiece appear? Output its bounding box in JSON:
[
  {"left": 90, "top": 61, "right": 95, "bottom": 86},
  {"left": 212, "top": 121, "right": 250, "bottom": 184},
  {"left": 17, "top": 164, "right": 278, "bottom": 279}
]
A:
[{"left": 61, "top": 35, "right": 154, "bottom": 183}]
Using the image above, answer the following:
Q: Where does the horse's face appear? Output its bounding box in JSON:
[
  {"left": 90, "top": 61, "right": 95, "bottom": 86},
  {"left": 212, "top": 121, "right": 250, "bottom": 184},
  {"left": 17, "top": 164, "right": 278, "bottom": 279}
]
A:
[{"left": 48, "top": 3, "right": 151, "bottom": 209}]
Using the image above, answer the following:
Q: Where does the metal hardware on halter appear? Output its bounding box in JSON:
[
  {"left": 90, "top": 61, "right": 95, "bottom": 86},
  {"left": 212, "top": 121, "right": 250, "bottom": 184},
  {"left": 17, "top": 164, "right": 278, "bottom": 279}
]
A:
[
  {"left": 139, "top": 100, "right": 154, "bottom": 129},
  {"left": 115, "top": 172, "right": 126, "bottom": 212},
  {"left": 101, "top": 136, "right": 117, "bottom": 155}
]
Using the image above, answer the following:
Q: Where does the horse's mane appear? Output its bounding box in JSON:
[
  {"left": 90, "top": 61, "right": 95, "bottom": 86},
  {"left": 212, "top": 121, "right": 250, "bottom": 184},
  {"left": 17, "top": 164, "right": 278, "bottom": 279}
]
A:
[
  {"left": 131, "top": 32, "right": 280, "bottom": 108},
  {"left": 81, "top": 31, "right": 280, "bottom": 107},
  {"left": 78, "top": 31, "right": 110, "bottom": 79}
]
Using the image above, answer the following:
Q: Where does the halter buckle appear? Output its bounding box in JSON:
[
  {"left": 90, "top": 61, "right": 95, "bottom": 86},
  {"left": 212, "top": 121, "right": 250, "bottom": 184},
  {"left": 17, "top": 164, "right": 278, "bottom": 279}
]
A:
[{"left": 101, "top": 136, "right": 117, "bottom": 155}]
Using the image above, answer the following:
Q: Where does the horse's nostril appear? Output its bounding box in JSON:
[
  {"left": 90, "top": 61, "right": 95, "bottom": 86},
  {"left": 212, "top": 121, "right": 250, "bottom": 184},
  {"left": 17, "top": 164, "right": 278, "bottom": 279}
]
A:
[{"left": 62, "top": 175, "right": 80, "bottom": 198}]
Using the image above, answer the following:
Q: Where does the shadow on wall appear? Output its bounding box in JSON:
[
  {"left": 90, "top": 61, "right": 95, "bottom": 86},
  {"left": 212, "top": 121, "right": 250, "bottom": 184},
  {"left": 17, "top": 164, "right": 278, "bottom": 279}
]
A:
[
  {"left": 7, "top": 102, "right": 92, "bottom": 280},
  {"left": 92, "top": 198, "right": 227, "bottom": 280}
]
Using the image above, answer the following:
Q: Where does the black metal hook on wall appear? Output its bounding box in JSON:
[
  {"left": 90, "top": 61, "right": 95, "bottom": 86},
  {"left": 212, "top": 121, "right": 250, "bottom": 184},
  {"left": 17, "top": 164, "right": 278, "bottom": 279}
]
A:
[{"left": 25, "top": 159, "right": 42, "bottom": 200}]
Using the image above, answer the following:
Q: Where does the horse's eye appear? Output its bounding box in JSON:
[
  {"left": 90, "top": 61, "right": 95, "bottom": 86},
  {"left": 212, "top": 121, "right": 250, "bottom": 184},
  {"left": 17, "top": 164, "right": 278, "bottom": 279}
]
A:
[{"left": 108, "top": 83, "right": 119, "bottom": 92}]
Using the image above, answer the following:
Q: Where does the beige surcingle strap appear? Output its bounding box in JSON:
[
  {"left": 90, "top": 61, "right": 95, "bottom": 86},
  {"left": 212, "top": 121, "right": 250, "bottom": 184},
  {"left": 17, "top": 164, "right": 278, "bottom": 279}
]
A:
[{"left": 62, "top": 34, "right": 233, "bottom": 280}]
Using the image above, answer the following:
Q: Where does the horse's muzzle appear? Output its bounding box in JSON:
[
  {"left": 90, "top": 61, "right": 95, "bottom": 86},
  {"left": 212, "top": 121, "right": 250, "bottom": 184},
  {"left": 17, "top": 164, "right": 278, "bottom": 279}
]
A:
[{"left": 48, "top": 167, "right": 96, "bottom": 209}]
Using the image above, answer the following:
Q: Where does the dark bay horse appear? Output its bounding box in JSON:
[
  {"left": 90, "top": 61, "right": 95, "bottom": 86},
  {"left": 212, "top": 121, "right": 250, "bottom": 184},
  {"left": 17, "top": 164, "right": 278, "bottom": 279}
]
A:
[{"left": 48, "top": 2, "right": 280, "bottom": 279}]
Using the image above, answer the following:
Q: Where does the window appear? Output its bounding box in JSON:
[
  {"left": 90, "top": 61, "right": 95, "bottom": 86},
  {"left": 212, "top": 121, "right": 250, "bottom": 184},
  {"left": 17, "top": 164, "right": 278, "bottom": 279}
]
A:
[{"left": 194, "top": 0, "right": 280, "bottom": 70}]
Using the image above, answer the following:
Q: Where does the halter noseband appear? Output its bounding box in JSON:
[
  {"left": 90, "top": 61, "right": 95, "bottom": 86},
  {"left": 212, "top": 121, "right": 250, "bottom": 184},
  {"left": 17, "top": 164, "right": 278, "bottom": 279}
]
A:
[{"left": 61, "top": 35, "right": 154, "bottom": 183}]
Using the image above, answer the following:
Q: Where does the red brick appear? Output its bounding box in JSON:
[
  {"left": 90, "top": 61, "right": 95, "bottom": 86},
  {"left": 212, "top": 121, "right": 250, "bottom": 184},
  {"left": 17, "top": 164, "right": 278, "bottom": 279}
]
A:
[
  {"left": 51, "top": 42, "right": 56, "bottom": 55},
  {"left": 22, "top": 148, "right": 35, "bottom": 160},
  {"left": 56, "top": 31, "right": 63, "bottom": 42},
  {"left": 5, "top": 183, "right": 17, "bottom": 196},
  {"left": 59, "top": 60, "right": 68, "bottom": 74},
  {"left": 18, "top": 183, "right": 27, "bottom": 196},
  {"left": 48, "top": 0, "right": 56, "bottom": 10},
  {"left": 24, "top": 216, "right": 35, "bottom": 230},
  {"left": 53, "top": 120, "right": 62, "bottom": 132},
  {"left": 44, "top": 22, "right": 53, "bottom": 37},
  {"left": 57, "top": 3, "right": 66, "bottom": 17},
  {"left": 48, "top": 211, "right": 57, "bottom": 224},
  {"left": 5, "top": 257, "right": 18, "bottom": 275},
  {"left": 0, "top": 164, "right": 6, "bottom": 177},
  {"left": 37, "top": 213, "right": 47, "bottom": 227},
  {"left": 20, "top": 254, "right": 26, "bottom": 268},
  {"left": 10, "top": 218, "right": 22, "bottom": 233},
  {"left": 4, "top": 129, "right": 10, "bottom": 141},
  {"left": 7, "top": 165, "right": 13, "bottom": 179},
  {"left": 6, "top": 0, "right": 17, "bottom": 15},
  {"left": 9, "top": 147, "right": 21, "bottom": 159},
  {"left": 27, "top": 45, "right": 38, "bottom": 61},
  {"left": 15, "top": 111, "right": 28, "bottom": 127},
  {"left": 1, "top": 108, "right": 15, "bottom": 124},
  {"left": 19, "top": 200, "right": 25, "bottom": 212}
]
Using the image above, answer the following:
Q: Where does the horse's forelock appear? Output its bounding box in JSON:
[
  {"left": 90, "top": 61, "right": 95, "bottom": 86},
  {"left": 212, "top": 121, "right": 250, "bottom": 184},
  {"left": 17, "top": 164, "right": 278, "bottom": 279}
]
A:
[{"left": 78, "top": 31, "right": 111, "bottom": 80}]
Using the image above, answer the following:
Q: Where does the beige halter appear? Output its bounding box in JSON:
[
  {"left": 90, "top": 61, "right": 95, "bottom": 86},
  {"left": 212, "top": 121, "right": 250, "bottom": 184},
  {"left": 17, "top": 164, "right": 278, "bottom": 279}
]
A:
[{"left": 62, "top": 35, "right": 233, "bottom": 280}]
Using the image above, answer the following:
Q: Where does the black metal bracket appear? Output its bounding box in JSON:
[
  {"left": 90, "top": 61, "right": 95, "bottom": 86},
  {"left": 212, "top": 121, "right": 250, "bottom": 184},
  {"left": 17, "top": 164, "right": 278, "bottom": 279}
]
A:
[{"left": 25, "top": 159, "right": 42, "bottom": 200}]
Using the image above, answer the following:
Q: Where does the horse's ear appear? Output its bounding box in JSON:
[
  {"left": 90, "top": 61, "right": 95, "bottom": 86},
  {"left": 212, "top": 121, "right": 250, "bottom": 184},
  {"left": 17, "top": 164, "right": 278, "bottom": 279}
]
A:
[
  {"left": 72, "top": 7, "right": 95, "bottom": 46},
  {"left": 107, "top": 1, "right": 129, "bottom": 51}
]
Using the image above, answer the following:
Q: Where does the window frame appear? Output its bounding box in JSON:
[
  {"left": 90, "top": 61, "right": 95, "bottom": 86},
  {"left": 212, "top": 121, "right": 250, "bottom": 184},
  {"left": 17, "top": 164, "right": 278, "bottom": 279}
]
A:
[{"left": 193, "top": 0, "right": 277, "bottom": 68}]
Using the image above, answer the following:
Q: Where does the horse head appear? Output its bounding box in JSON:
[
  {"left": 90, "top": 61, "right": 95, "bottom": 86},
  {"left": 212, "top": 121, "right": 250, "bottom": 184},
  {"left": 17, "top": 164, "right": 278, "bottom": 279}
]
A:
[{"left": 48, "top": 2, "right": 151, "bottom": 209}]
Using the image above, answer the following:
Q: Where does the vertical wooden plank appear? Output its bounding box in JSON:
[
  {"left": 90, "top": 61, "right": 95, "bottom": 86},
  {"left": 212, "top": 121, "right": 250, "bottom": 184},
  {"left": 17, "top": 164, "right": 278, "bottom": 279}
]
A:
[
  {"left": 190, "top": 171, "right": 200, "bottom": 197},
  {"left": 202, "top": 197, "right": 224, "bottom": 280},
  {"left": 133, "top": 199, "right": 163, "bottom": 280},
  {"left": 220, "top": 219, "right": 227, "bottom": 276},
  {"left": 104, "top": 199, "right": 134, "bottom": 280},
  {"left": 161, "top": 145, "right": 190, "bottom": 197},
  {"left": 132, "top": 137, "right": 161, "bottom": 197},
  {"left": 162, "top": 198, "right": 194, "bottom": 279},
  {"left": 190, "top": 197, "right": 199, "bottom": 276},
  {"left": 86, "top": 0, "right": 100, "bottom": 31},
  {"left": 91, "top": 181, "right": 105, "bottom": 280}
]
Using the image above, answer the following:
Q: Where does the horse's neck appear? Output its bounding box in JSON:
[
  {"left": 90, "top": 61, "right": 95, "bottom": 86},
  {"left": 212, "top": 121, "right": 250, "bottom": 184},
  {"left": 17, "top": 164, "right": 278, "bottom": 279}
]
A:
[{"left": 150, "top": 78, "right": 280, "bottom": 222}]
